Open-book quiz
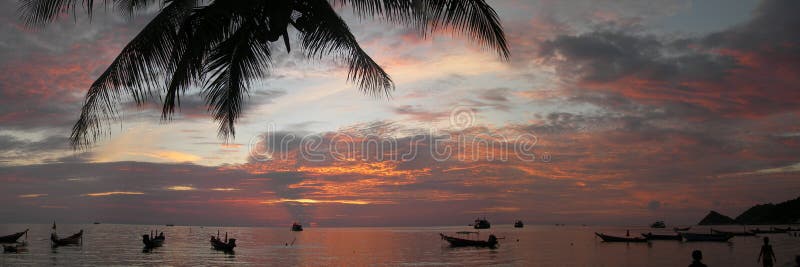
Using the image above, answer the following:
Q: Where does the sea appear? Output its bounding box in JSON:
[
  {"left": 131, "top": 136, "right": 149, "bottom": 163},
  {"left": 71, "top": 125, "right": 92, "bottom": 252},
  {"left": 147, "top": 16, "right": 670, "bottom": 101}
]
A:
[{"left": 1, "top": 224, "right": 799, "bottom": 266}]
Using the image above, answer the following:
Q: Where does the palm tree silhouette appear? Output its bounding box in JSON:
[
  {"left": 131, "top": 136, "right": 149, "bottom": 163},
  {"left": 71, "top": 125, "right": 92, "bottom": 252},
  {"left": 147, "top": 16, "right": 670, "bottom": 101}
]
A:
[{"left": 19, "top": 0, "right": 509, "bottom": 148}]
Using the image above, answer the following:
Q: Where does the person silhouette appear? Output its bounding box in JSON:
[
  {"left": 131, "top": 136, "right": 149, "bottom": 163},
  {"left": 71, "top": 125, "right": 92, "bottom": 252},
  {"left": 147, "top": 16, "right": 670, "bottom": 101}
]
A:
[
  {"left": 794, "top": 255, "right": 799, "bottom": 267},
  {"left": 689, "top": 250, "right": 707, "bottom": 267},
  {"left": 758, "top": 237, "right": 776, "bottom": 267}
]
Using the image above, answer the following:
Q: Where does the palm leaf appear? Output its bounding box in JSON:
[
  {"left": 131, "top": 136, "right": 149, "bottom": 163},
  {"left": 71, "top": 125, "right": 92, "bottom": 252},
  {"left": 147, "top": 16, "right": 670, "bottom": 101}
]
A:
[
  {"left": 70, "top": 0, "right": 197, "bottom": 148},
  {"left": 335, "top": 0, "right": 509, "bottom": 58},
  {"left": 200, "top": 2, "right": 274, "bottom": 139},
  {"left": 293, "top": 0, "right": 394, "bottom": 97}
]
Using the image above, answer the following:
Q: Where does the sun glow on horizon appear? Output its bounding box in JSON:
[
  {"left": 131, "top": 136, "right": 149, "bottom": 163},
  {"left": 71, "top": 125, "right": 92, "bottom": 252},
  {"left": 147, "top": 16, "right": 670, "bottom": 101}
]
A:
[
  {"left": 82, "top": 191, "right": 145, "bottom": 197},
  {"left": 260, "top": 198, "right": 373, "bottom": 205}
]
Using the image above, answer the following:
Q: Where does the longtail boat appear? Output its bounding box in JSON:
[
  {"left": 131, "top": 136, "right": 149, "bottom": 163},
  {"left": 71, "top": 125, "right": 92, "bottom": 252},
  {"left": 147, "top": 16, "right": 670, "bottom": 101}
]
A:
[
  {"left": 749, "top": 228, "right": 788, "bottom": 234},
  {"left": 143, "top": 231, "right": 165, "bottom": 248},
  {"left": 51, "top": 230, "right": 83, "bottom": 246},
  {"left": 440, "top": 233, "right": 498, "bottom": 248},
  {"left": 642, "top": 232, "right": 681, "bottom": 240},
  {"left": 772, "top": 227, "right": 795, "bottom": 232},
  {"left": 680, "top": 232, "right": 733, "bottom": 242},
  {"left": 210, "top": 231, "right": 236, "bottom": 251},
  {"left": 0, "top": 229, "right": 28, "bottom": 243},
  {"left": 711, "top": 228, "right": 755, "bottom": 236},
  {"left": 673, "top": 226, "right": 691, "bottom": 232},
  {"left": 595, "top": 232, "right": 647, "bottom": 242},
  {"left": 514, "top": 220, "right": 524, "bottom": 228}
]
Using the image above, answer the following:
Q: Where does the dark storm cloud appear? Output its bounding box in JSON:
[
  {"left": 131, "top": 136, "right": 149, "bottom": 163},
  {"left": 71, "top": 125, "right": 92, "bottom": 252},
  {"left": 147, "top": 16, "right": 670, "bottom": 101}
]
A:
[
  {"left": 539, "top": 31, "right": 736, "bottom": 83},
  {"left": 702, "top": 0, "right": 800, "bottom": 50},
  {"left": 537, "top": 0, "right": 800, "bottom": 118}
]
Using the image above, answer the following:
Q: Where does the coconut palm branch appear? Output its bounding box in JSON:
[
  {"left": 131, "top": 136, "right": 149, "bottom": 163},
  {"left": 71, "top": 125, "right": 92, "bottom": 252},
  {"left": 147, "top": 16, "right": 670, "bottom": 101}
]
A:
[{"left": 18, "top": 0, "right": 509, "bottom": 149}]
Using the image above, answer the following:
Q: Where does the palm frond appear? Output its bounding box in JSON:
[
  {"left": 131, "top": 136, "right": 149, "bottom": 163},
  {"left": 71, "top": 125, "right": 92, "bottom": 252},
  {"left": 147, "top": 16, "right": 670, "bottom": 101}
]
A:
[
  {"left": 293, "top": 0, "right": 394, "bottom": 97},
  {"left": 70, "top": 0, "right": 197, "bottom": 149},
  {"left": 202, "top": 15, "right": 273, "bottom": 139},
  {"left": 18, "top": 0, "right": 163, "bottom": 25},
  {"left": 335, "top": 0, "right": 509, "bottom": 59},
  {"left": 19, "top": 0, "right": 83, "bottom": 25}
]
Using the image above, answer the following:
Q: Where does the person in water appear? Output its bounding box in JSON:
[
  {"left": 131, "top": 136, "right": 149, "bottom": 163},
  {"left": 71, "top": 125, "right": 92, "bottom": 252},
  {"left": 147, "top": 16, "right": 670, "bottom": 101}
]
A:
[
  {"left": 758, "top": 237, "right": 776, "bottom": 267},
  {"left": 689, "top": 250, "right": 707, "bottom": 267}
]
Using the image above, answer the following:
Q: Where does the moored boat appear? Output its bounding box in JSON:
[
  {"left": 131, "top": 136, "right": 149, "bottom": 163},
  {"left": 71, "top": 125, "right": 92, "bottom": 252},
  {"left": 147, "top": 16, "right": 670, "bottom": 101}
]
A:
[
  {"left": 291, "top": 222, "right": 303, "bottom": 231},
  {"left": 0, "top": 229, "right": 28, "bottom": 243},
  {"left": 440, "top": 233, "right": 498, "bottom": 248},
  {"left": 210, "top": 232, "right": 236, "bottom": 251},
  {"left": 770, "top": 227, "right": 794, "bottom": 232},
  {"left": 673, "top": 226, "right": 691, "bottom": 232},
  {"left": 514, "top": 220, "right": 524, "bottom": 228},
  {"left": 595, "top": 232, "right": 647, "bottom": 242},
  {"left": 642, "top": 232, "right": 681, "bottom": 240},
  {"left": 650, "top": 221, "right": 666, "bottom": 228},
  {"left": 143, "top": 231, "right": 165, "bottom": 248},
  {"left": 711, "top": 228, "right": 756, "bottom": 236},
  {"left": 680, "top": 232, "right": 733, "bottom": 242},
  {"left": 51, "top": 230, "right": 83, "bottom": 246},
  {"left": 749, "top": 228, "right": 788, "bottom": 234},
  {"left": 473, "top": 217, "right": 491, "bottom": 229}
]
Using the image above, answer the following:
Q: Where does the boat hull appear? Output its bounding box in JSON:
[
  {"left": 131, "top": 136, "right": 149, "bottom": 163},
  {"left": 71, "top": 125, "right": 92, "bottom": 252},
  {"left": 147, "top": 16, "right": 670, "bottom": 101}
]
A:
[
  {"left": 210, "top": 237, "right": 236, "bottom": 251},
  {"left": 143, "top": 235, "right": 165, "bottom": 248},
  {"left": 51, "top": 230, "right": 83, "bottom": 246},
  {"left": 0, "top": 230, "right": 27, "bottom": 243},
  {"left": 595, "top": 233, "right": 647, "bottom": 242},
  {"left": 680, "top": 233, "right": 733, "bottom": 242},
  {"left": 642, "top": 233, "right": 681, "bottom": 240},
  {"left": 440, "top": 233, "right": 498, "bottom": 248},
  {"left": 711, "top": 229, "right": 755, "bottom": 236}
]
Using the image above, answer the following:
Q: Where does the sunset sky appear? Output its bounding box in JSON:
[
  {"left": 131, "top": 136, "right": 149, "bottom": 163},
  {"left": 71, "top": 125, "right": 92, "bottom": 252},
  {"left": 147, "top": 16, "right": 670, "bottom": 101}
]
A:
[{"left": 1, "top": 0, "right": 799, "bottom": 227}]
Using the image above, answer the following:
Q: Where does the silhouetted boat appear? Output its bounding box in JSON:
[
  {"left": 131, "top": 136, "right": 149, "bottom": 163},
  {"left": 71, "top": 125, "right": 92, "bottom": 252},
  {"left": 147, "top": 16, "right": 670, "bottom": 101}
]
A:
[
  {"left": 514, "top": 220, "right": 524, "bottom": 228},
  {"left": 51, "top": 230, "right": 83, "bottom": 246},
  {"left": 749, "top": 228, "right": 788, "bottom": 234},
  {"left": 142, "top": 231, "right": 165, "bottom": 248},
  {"left": 165, "top": 224, "right": 175, "bottom": 227},
  {"left": 771, "top": 227, "right": 794, "bottom": 232},
  {"left": 642, "top": 233, "right": 681, "bottom": 240},
  {"left": 93, "top": 222, "right": 100, "bottom": 225},
  {"left": 711, "top": 228, "right": 756, "bottom": 236},
  {"left": 473, "top": 217, "right": 491, "bottom": 229},
  {"left": 210, "top": 231, "right": 236, "bottom": 251},
  {"left": 680, "top": 232, "right": 733, "bottom": 242},
  {"left": 673, "top": 226, "right": 691, "bottom": 232},
  {"left": 595, "top": 232, "right": 647, "bottom": 242},
  {"left": 291, "top": 222, "right": 303, "bottom": 231},
  {"left": 650, "top": 221, "right": 666, "bottom": 228},
  {"left": 0, "top": 229, "right": 28, "bottom": 243},
  {"left": 440, "top": 233, "right": 498, "bottom": 248}
]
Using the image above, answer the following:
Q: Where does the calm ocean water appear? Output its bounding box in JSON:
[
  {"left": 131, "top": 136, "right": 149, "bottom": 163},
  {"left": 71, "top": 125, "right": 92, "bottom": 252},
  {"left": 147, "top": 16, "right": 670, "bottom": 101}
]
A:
[{"left": 1, "top": 224, "right": 799, "bottom": 266}]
